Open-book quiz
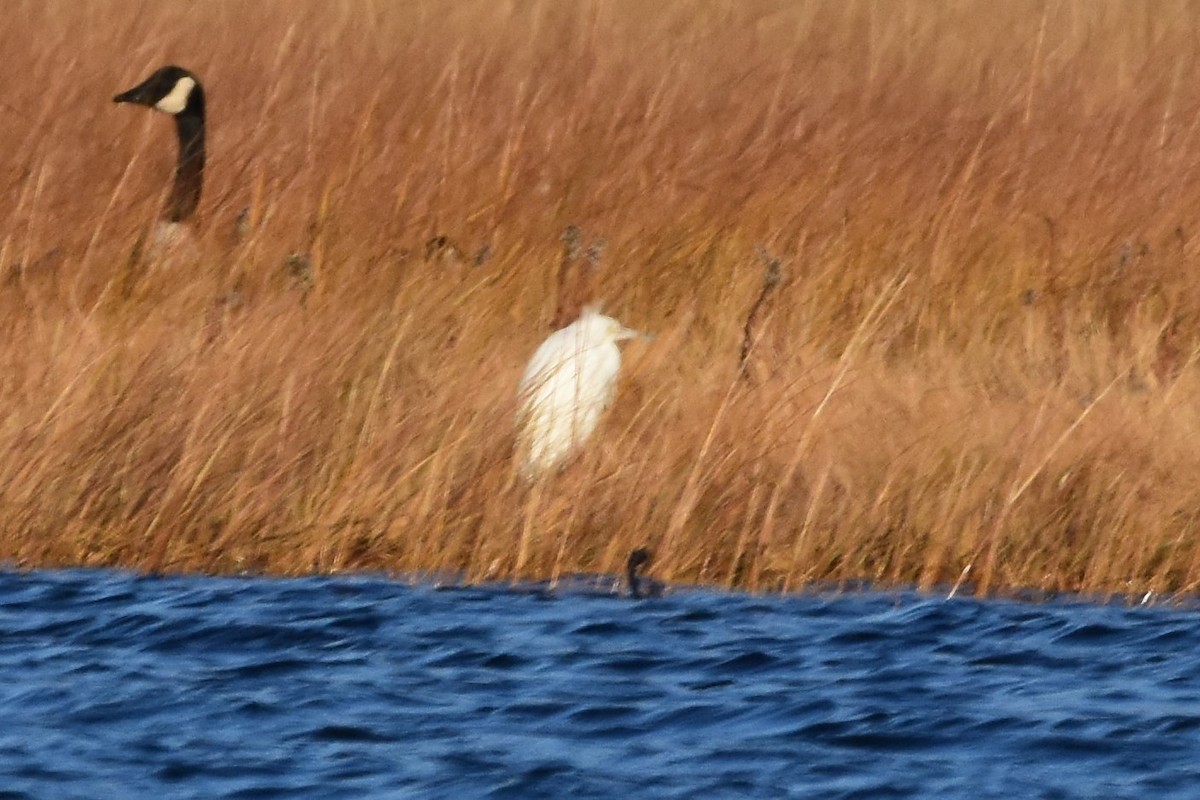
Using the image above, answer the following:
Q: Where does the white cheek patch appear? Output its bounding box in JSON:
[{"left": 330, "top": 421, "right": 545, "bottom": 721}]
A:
[{"left": 155, "top": 76, "right": 196, "bottom": 114}]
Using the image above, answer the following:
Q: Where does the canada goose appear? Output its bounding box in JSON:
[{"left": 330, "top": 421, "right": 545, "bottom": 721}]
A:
[
  {"left": 626, "top": 548, "right": 664, "bottom": 599},
  {"left": 114, "top": 65, "right": 205, "bottom": 254},
  {"left": 516, "top": 306, "right": 650, "bottom": 478}
]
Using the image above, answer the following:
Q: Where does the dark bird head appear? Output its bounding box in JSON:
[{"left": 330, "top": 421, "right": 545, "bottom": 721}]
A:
[{"left": 114, "top": 65, "right": 204, "bottom": 117}]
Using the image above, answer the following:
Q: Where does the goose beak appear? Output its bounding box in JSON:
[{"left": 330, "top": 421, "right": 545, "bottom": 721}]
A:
[{"left": 113, "top": 83, "right": 151, "bottom": 106}]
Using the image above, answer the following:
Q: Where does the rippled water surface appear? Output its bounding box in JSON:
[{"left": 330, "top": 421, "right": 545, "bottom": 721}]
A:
[{"left": 1, "top": 570, "right": 1198, "bottom": 798}]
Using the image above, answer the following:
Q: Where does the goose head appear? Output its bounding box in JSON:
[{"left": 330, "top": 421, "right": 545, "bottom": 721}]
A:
[{"left": 114, "top": 65, "right": 204, "bottom": 117}]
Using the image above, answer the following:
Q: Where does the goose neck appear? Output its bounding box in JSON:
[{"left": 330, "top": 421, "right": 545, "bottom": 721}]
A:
[{"left": 169, "top": 111, "right": 205, "bottom": 223}]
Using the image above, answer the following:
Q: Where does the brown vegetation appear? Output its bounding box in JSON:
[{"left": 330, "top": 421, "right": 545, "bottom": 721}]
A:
[{"left": 2, "top": 1, "right": 1200, "bottom": 599}]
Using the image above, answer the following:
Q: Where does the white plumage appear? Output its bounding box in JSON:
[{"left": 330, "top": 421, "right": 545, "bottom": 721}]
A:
[{"left": 516, "top": 307, "right": 647, "bottom": 478}]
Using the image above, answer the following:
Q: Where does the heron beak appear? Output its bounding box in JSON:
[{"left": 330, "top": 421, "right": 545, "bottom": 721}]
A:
[{"left": 616, "top": 326, "right": 653, "bottom": 342}]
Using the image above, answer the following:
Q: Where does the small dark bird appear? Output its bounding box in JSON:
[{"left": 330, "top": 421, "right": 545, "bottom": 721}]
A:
[{"left": 626, "top": 548, "right": 664, "bottom": 599}]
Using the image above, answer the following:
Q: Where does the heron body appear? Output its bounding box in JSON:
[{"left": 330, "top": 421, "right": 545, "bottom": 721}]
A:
[{"left": 517, "top": 307, "right": 645, "bottom": 477}]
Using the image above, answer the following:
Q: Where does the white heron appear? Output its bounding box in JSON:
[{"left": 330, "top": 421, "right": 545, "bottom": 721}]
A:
[{"left": 516, "top": 306, "right": 649, "bottom": 478}]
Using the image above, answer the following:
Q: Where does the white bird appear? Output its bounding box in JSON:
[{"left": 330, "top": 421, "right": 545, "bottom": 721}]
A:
[{"left": 516, "top": 306, "right": 648, "bottom": 478}]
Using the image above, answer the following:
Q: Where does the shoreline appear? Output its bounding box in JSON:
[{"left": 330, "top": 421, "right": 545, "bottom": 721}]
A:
[
  {"left": 4, "top": 561, "right": 1197, "bottom": 611},
  {"left": 1, "top": 2, "right": 1198, "bottom": 601}
]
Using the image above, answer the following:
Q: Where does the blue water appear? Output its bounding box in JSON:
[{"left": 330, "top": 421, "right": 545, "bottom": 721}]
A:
[{"left": 1, "top": 570, "right": 1197, "bottom": 799}]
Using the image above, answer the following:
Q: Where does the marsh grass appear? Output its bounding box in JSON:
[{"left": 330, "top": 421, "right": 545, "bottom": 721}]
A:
[{"left": 2, "top": 0, "right": 1200, "bottom": 599}]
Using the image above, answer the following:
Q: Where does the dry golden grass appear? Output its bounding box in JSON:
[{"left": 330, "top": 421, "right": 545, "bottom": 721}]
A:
[{"left": 3, "top": 0, "right": 1200, "bottom": 599}]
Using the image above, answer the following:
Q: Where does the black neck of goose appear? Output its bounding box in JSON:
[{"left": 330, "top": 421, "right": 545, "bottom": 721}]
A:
[{"left": 169, "top": 103, "right": 205, "bottom": 224}]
